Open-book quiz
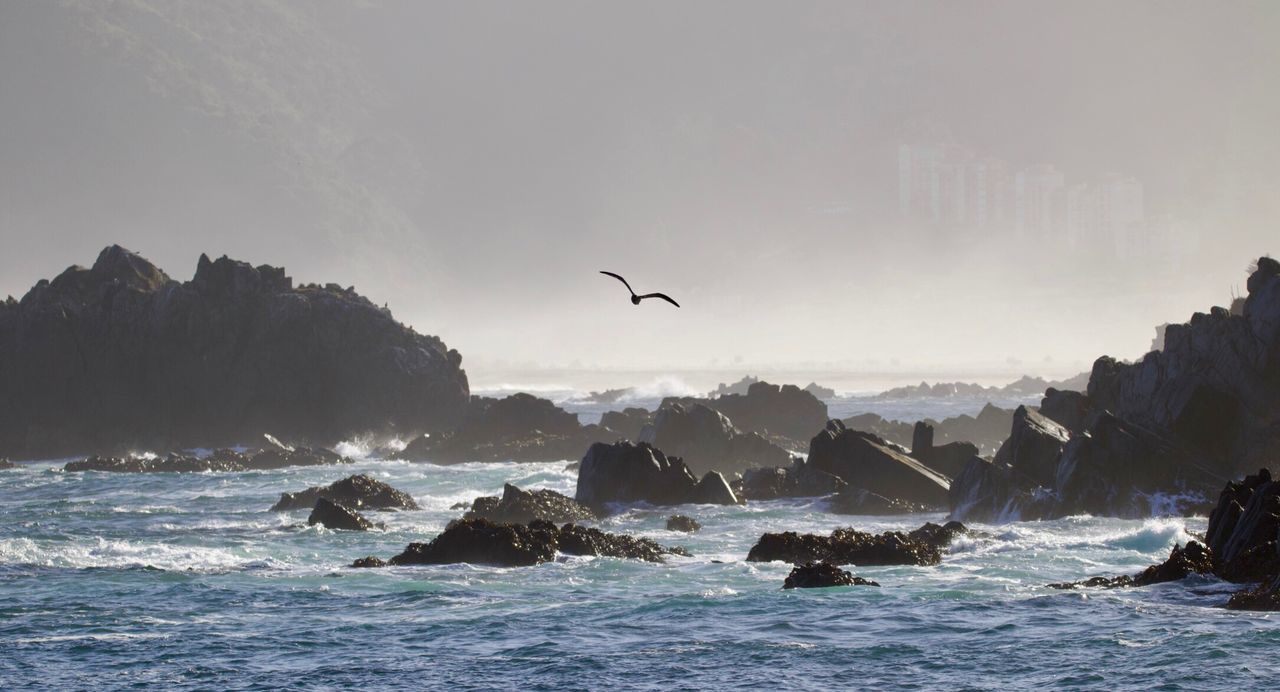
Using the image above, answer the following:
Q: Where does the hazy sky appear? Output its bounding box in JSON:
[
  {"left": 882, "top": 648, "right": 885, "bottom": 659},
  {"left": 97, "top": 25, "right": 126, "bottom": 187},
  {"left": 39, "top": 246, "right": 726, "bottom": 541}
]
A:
[{"left": 2, "top": 1, "right": 1277, "bottom": 386}]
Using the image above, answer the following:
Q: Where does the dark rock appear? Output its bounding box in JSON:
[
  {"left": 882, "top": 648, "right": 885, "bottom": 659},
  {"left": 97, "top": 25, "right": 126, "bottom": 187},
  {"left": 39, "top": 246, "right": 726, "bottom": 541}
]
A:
[
  {"left": 844, "top": 404, "right": 1014, "bottom": 458},
  {"left": 783, "top": 562, "right": 879, "bottom": 589},
  {"left": 807, "top": 420, "right": 951, "bottom": 509},
  {"left": 664, "top": 381, "right": 827, "bottom": 447},
  {"left": 747, "top": 521, "right": 965, "bottom": 566},
  {"left": 0, "top": 246, "right": 468, "bottom": 460},
  {"left": 383, "top": 518, "right": 684, "bottom": 567},
  {"left": 599, "top": 407, "right": 653, "bottom": 441},
  {"left": 308, "top": 497, "right": 379, "bottom": 531},
  {"left": 736, "top": 458, "right": 846, "bottom": 501},
  {"left": 1039, "top": 388, "right": 1093, "bottom": 435},
  {"left": 271, "top": 474, "right": 418, "bottom": 512},
  {"left": 464, "top": 484, "right": 597, "bottom": 524},
  {"left": 803, "top": 382, "right": 836, "bottom": 399},
  {"left": 666, "top": 515, "right": 701, "bottom": 532},
  {"left": 1048, "top": 541, "right": 1214, "bottom": 589},
  {"left": 1226, "top": 573, "right": 1280, "bottom": 610},
  {"left": 909, "top": 421, "right": 981, "bottom": 479},
  {"left": 351, "top": 556, "right": 387, "bottom": 568},
  {"left": 396, "top": 393, "right": 605, "bottom": 464},
  {"left": 574, "top": 441, "right": 740, "bottom": 512},
  {"left": 64, "top": 442, "right": 353, "bottom": 474},
  {"left": 637, "top": 402, "right": 790, "bottom": 476},
  {"left": 0, "top": 458, "right": 12, "bottom": 470}
]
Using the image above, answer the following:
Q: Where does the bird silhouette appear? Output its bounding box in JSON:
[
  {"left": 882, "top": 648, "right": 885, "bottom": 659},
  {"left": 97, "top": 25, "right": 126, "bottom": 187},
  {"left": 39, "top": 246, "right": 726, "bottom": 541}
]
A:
[{"left": 599, "top": 271, "right": 680, "bottom": 307}]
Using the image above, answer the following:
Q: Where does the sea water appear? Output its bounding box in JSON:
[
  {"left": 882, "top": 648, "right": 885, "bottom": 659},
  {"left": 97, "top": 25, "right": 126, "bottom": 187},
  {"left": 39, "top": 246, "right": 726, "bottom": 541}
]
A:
[{"left": 2, "top": 457, "right": 1278, "bottom": 690}]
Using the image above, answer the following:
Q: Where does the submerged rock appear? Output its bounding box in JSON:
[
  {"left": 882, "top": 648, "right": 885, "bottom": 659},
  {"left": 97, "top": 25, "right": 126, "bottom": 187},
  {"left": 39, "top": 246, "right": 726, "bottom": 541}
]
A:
[
  {"left": 308, "top": 497, "right": 380, "bottom": 531},
  {"left": 783, "top": 562, "right": 880, "bottom": 589},
  {"left": 1048, "top": 541, "right": 1215, "bottom": 589},
  {"left": 574, "top": 441, "right": 741, "bottom": 512},
  {"left": 746, "top": 522, "right": 967, "bottom": 567},
  {"left": 64, "top": 442, "right": 352, "bottom": 474},
  {"left": 666, "top": 515, "right": 701, "bottom": 532},
  {"left": 351, "top": 556, "right": 387, "bottom": 569},
  {"left": 271, "top": 474, "right": 418, "bottom": 512},
  {"left": 464, "top": 484, "right": 598, "bottom": 524},
  {"left": 0, "top": 245, "right": 468, "bottom": 460},
  {"left": 807, "top": 420, "right": 951, "bottom": 510},
  {"left": 376, "top": 518, "right": 686, "bottom": 567},
  {"left": 638, "top": 402, "right": 791, "bottom": 476}
]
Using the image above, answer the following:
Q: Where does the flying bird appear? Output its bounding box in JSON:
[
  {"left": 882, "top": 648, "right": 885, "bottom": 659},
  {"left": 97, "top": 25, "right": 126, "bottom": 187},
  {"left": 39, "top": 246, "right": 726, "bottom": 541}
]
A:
[{"left": 599, "top": 271, "right": 680, "bottom": 307}]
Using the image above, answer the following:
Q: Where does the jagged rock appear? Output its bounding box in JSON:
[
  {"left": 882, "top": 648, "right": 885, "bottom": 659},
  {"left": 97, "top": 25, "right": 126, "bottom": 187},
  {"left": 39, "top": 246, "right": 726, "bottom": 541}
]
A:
[
  {"left": 0, "top": 246, "right": 468, "bottom": 460},
  {"left": 666, "top": 515, "right": 701, "bottom": 532},
  {"left": 1048, "top": 541, "right": 1214, "bottom": 589},
  {"left": 308, "top": 497, "right": 379, "bottom": 531},
  {"left": 947, "top": 456, "right": 1048, "bottom": 523},
  {"left": 664, "top": 381, "right": 828, "bottom": 446},
  {"left": 396, "top": 393, "right": 605, "bottom": 464},
  {"left": 1039, "top": 388, "right": 1093, "bottom": 435},
  {"left": 381, "top": 518, "right": 685, "bottom": 567},
  {"left": 599, "top": 407, "right": 653, "bottom": 441},
  {"left": 783, "top": 562, "right": 879, "bottom": 589},
  {"left": 464, "top": 484, "right": 597, "bottom": 524},
  {"left": 271, "top": 474, "right": 418, "bottom": 512},
  {"left": 574, "top": 441, "right": 741, "bottom": 512},
  {"left": 66, "top": 452, "right": 246, "bottom": 473},
  {"left": 995, "top": 406, "right": 1070, "bottom": 488},
  {"left": 746, "top": 522, "right": 967, "bottom": 566},
  {"left": 909, "top": 422, "right": 981, "bottom": 478},
  {"left": 351, "top": 556, "right": 387, "bottom": 568},
  {"left": 1227, "top": 573, "right": 1280, "bottom": 610},
  {"left": 638, "top": 402, "right": 790, "bottom": 476},
  {"left": 1206, "top": 470, "right": 1280, "bottom": 581},
  {"left": 735, "top": 458, "right": 846, "bottom": 501},
  {"left": 807, "top": 420, "right": 951, "bottom": 509},
  {"left": 843, "top": 405, "right": 1013, "bottom": 457}
]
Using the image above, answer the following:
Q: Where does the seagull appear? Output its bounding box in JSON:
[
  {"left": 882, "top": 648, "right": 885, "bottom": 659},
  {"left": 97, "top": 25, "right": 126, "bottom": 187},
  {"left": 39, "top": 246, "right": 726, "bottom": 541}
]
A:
[{"left": 599, "top": 271, "right": 680, "bottom": 307}]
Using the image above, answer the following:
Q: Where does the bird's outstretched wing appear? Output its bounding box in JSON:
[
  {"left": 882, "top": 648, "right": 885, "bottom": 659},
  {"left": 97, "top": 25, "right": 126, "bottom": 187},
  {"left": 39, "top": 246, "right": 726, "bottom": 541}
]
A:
[
  {"left": 638, "top": 292, "right": 680, "bottom": 308},
  {"left": 599, "top": 271, "right": 635, "bottom": 296}
]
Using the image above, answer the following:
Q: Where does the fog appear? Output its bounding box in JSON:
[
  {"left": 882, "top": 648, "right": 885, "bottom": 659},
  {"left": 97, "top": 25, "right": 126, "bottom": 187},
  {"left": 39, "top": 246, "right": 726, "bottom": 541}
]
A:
[{"left": 2, "top": 1, "right": 1277, "bottom": 388}]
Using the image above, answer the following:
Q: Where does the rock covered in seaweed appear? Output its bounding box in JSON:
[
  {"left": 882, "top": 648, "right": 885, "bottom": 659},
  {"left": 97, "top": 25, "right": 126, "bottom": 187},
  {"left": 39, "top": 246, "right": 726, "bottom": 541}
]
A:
[
  {"left": 271, "top": 474, "right": 418, "bottom": 512},
  {"left": 368, "top": 518, "right": 687, "bottom": 567},
  {"left": 746, "top": 521, "right": 968, "bottom": 566},
  {"left": 666, "top": 515, "right": 701, "bottom": 532},
  {"left": 63, "top": 443, "right": 349, "bottom": 473},
  {"left": 783, "top": 562, "right": 880, "bottom": 589},
  {"left": 464, "top": 484, "right": 598, "bottom": 524}
]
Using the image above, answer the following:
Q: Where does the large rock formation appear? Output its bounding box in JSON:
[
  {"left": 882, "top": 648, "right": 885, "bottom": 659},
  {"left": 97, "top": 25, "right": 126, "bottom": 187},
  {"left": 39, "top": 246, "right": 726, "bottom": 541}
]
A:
[
  {"left": 308, "top": 497, "right": 381, "bottom": 531},
  {"left": 574, "top": 441, "right": 741, "bottom": 512},
  {"left": 271, "top": 474, "right": 419, "bottom": 512},
  {"left": 363, "top": 518, "right": 687, "bottom": 567},
  {"left": 637, "top": 402, "right": 791, "bottom": 476},
  {"left": 463, "top": 484, "right": 598, "bottom": 524},
  {"left": 396, "top": 393, "right": 613, "bottom": 464},
  {"left": 665, "top": 381, "right": 827, "bottom": 447},
  {"left": 807, "top": 420, "right": 951, "bottom": 510},
  {"left": 909, "top": 421, "right": 982, "bottom": 478},
  {"left": 598, "top": 407, "right": 653, "bottom": 441},
  {"left": 747, "top": 521, "right": 968, "bottom": 566},
  {"left": 843, "top": 403, "right": 1013, "bottom": 457},
  {"left": 950, "top": 258, "right": 1280, "bottom": 521},
  {"left": 0, "top": 246, "right": 469, "bottom": 459}
]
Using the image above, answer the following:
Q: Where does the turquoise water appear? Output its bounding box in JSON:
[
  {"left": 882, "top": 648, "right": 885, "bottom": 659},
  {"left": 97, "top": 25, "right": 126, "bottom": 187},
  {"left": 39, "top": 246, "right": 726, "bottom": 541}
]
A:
[{"left": 2, "top": 458, "right": 1277, "bottom": 690}]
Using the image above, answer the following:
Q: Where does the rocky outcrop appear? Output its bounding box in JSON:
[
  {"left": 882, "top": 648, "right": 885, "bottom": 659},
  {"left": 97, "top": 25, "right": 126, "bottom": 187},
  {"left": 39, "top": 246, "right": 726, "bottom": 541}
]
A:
[
  {"left": 843, "top": 404, "right": 1014, "bottom": 457},
  {"left": 308, "top": 497, "right": 380, "bottom": 531},
  {"left": 574, "top": 441, "right": 741, "bottom": 512},
  {"left": 271, "top": 474, "right": 418, "bottom": 512},
  {"left": 599, "top": 407, "right": 653, "bottom": 441},
  {"left": 396, "top": 393, "right": 606, "bottom": 464},
  {"left": 746, "top": 522, "right": 967, "bottom": 566},
  {"left": 735, "top": 458, "right": 846, "bottom": 501},
  {"left": 66, "top": 443, "right": 351, "bottom": 474},
  {"left": 783, "top": 562, "right": 879, "bottom": 589},
  {"left": 807, "top": 420, "right": 951, "bottom": 510},
  {"left": 0, "top": 246, "right": 468, "bottom": 460},
  {"left": 367, "top": 518, "right": 687, "bottom": 567},
  {"left": 1049, "top": 541, "right": 1215, "bottom": 589},
  {"left": 961, "top": 257, "right": 1280, "bottom": 521},
  {"left": 463, "top": 484, "right": 598, "bottom": 524},
  {"left": 665, "top": 381, "right": 827, "bottom": 447},
  {"left": 910, "top": 421, "right": 981, "bottom": 478},
  {"left": 666, "top": 515, "right": 701, "bottom": 532},
  {"left": 638, "top": 402, "right": 791, "bottom": 476}
]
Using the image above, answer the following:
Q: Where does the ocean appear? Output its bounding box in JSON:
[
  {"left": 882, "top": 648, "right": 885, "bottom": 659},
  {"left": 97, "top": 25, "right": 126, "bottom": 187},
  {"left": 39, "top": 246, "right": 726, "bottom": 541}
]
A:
[{"left": 1, "top": 394, "right": 1276, "bottom": 690}]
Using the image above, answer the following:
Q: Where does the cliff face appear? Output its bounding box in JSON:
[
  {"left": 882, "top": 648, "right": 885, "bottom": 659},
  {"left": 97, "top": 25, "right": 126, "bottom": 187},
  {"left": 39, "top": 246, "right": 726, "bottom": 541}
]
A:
[
  {"left": 950, "top": 256, "right": 1280, "bottom": 522},
  {"left": 0, "top": 246, "right": 469, "bottom": 459}
]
